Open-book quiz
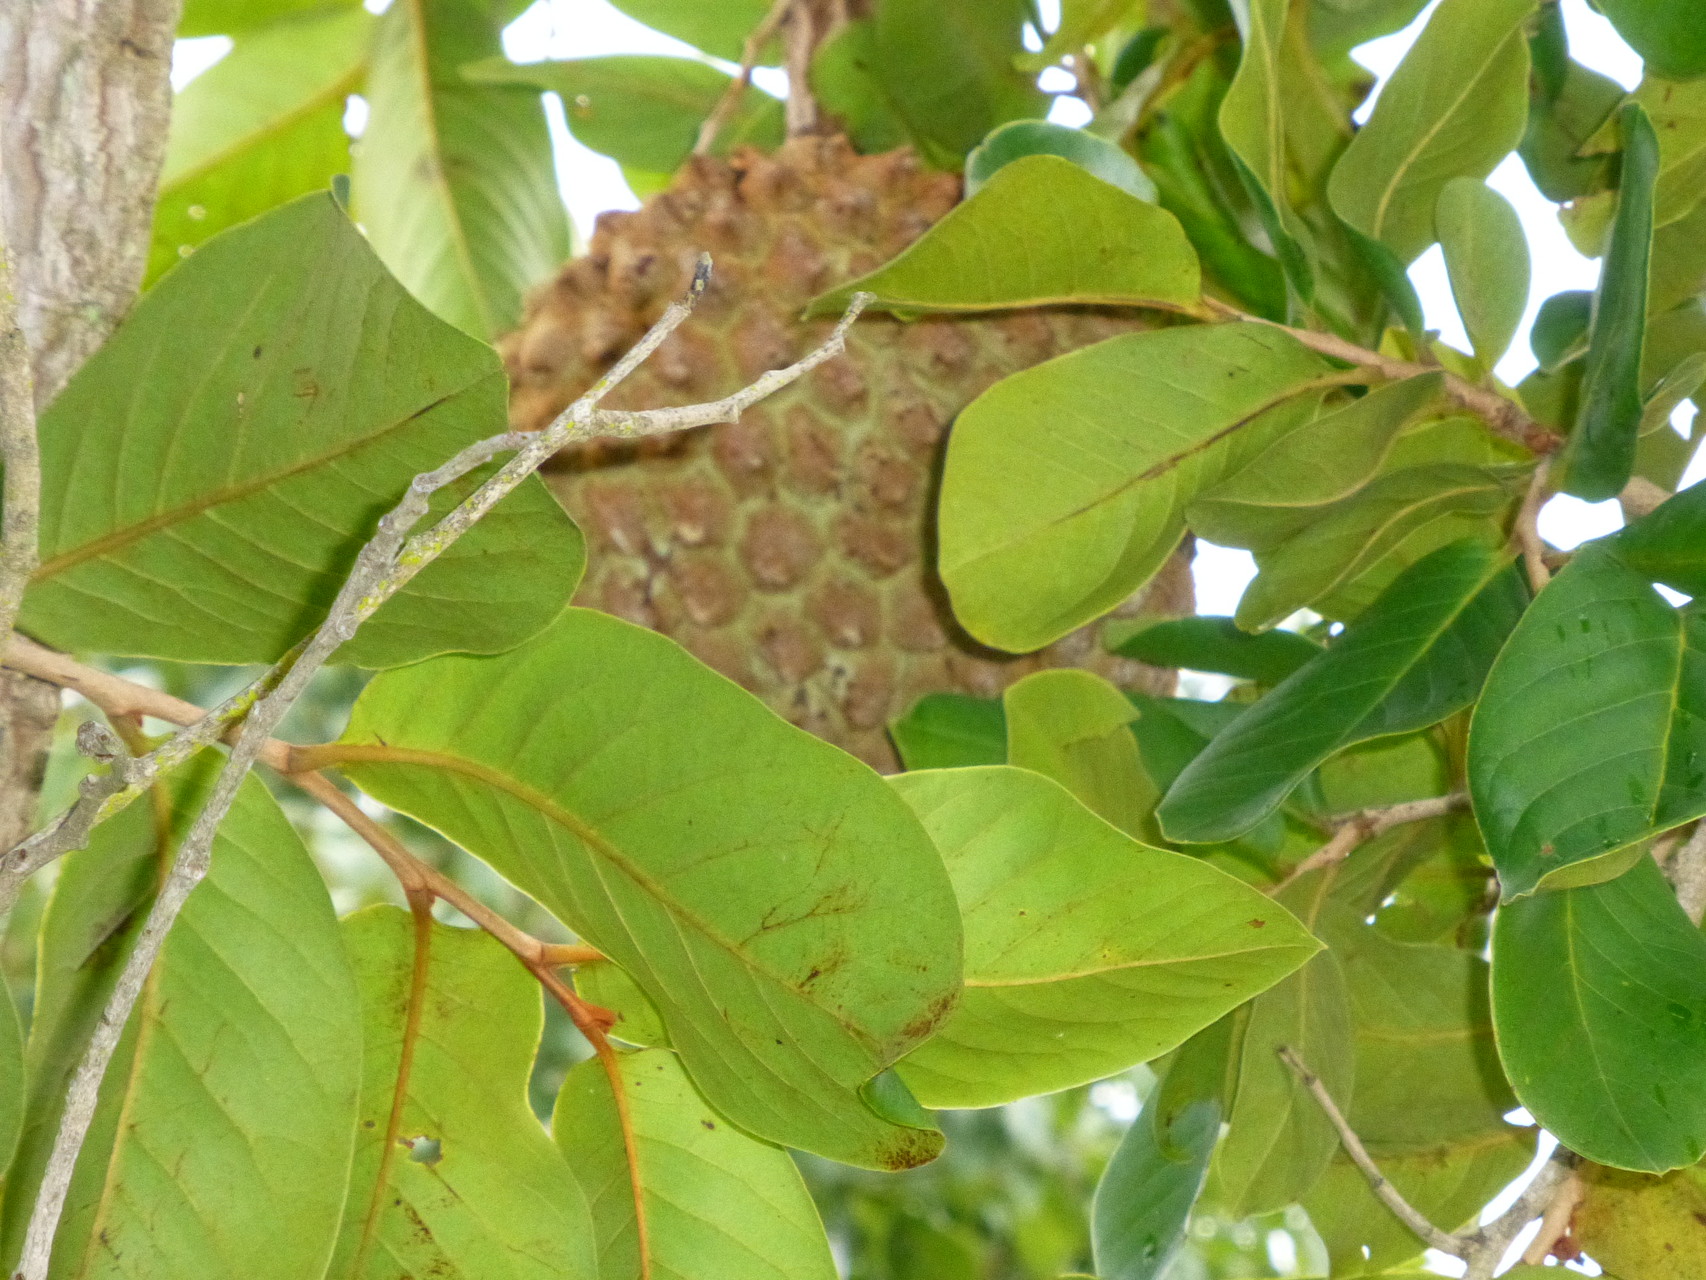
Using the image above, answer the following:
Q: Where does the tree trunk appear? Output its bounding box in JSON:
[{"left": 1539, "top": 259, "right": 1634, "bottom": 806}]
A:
[{"left": 0, "top": 0, "right": 182, "bottom": 848}]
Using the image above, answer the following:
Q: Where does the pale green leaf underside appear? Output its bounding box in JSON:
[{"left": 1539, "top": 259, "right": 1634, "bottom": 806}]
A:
[
  {"left": 555, "top": 1048, "right": 837, "bottom": 1280},
  {"left": 22, "top": 192, "right": 583, "bottom": 669},
  {"left": 811, "top": 155, "right": 1201, "bottom": 317},
  {"left": 1326, "top": 0, "right": 1534, "bottom": 263},
  {"left": 27, "top": 763, "right": 361, "bottom": 1280},
  {"left": 1003, "top": 669, "right": 1156, "bottom": 838},
  {"left": 889, "top": 767, "right": 1319, "bottom": 1109},
  {"left": 1436, "top": 178, "right": 1530, "bottom": 369},
  {"left": 148, "top": 5, "right": 372, "bottom": 286},
  {"left": 939, "top": 322, "right": 1328, "bottom": 653},
  {"left": 354, "top": 0, "right": 570, "bottom": 339},
  {"left": 327, "top": 608, "right": 962, "bottom": 1170},
  {"left": 329, "top": 908, "right": 597, "bottom": 1280}
]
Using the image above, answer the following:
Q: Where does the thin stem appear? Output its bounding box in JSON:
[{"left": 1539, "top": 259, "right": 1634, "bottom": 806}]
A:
[
  {"left": 1202, "top": 297, "right": 1561, "bottom": 455},
  {"left": 1276, "top": 1045, "right": 1462, "bottom": 1255},
  {"left": 694, "top": 0, "right": 792, "bottom": 155},
  {"left": 1515, "top": 459, "right": 1553, "bottom": 595},
  {"left": 1270, "top": 794, "right": 1468, "bottom": 894}
]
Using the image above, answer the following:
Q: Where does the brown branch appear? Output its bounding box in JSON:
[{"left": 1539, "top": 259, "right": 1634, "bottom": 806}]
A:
[
  {"left": 1520, "top": 1168, "right": 1584, "bottom": 1266},
  {"left": 1281, "top": 1044, "right": 1580, "bottom": 1280},
  {"left": 1202, "top": 297, "right": 1561, "bottom": 455},
  {"left": 1515, "top": 459, "right": 1553, "bottom": 595},
  {"left": 694, "top": 0, "right": 793, "bottom": 155},
  {"left": 1270, "top": 794, "right": 1468, "bottom": 894}
]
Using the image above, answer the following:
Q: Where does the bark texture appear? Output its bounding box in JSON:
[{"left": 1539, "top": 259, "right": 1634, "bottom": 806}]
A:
[{"left": 0, "top": 0, "right": 183, "bottom": 848}]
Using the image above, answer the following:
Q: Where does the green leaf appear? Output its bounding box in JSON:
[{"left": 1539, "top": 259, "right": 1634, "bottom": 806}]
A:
[
  {"left": 19, "top": 192, "right": 583, "bottom": 668},
  {"left": 1575, "top": 1161, "right": 1706, "bottom": 1280},
  {"left": 149, "top": 6, "right": 371, "bottom": 288},
  {"left": 1326, "top": 0, "right": 1534, "bottom": 263},
  {"left": 1615, "top": 476, "right": 1706, "bottom": 594},
  {"left": 468, "top": 55, "right": 785, "bottom": 172},
  {"left": 1577, "top": 73, "right": 1706, "bottom": 227},
  {"left": 867, "top": 0, "right": 1046, "bottom": 169},
  {"left": 889, "top": 767, "right": 1319, "bottom": 1109},
  {"left": 1531, "top": 289, "right": 1593, "bottom": 371},
  {"left": 1003, "top": 669, "right": 1155, "bottom": 838},
  {"left": 353, "top": 0, "right": 570, "bottom": 339},
  {"left": 576, "top": 960, "right": 671, "bottom": 1049},
  {"left": 555, "top": 1047, "right": 838, "bottom": 1280},
  {"left": 1436, "top": 179, "right": 1530, "bottom": 369},
  {"left": 1564, "top": 103, "right": 1660, "bottom": 501},
  {"left": 1232, "top": 462, "right": 1520, "bottom": 632},
  {"left": 178, "top": 0, "right": 362, "bottom": 37},
  {"left": 1596, "top": 0, "right": 1706, "bottom": 82},
  {"left": 1105, "top": 616, "right": 1323, "bottom": 684},
  {"left": 0, "top": 762, "right": 362, "bottom": 1278},
  {"left": 1641, "top": 352, "right": 1706, "bottom": 436},
  {"left": 966, "top": 120, "right": 1157, "bottom": 203},
  {"left": 1492, "top": 856, "right": 1706, "bottom": 1172},
  {"left": 1519, "top": 6, "right": 1622, "bottom": 203},
  {"left": 808, "top": 20, "right": 910, "bottom": 154},
  {"left": 1160, "top": 541, "right": 1526, "bottom": 844},
  {"left": 1092, "top": 1017, "right": 1240, "bottom": 1280},
  {"left": 317, "top": 608, "right": 962, "bottom": 1171},
  {"left": 1209, "top": 874, "right": 1353, "bottom": 1217},
  {"left": 938, "top": 322, "right": 1329, "bottom": 653},
  {"left": 328, "top": 907, "right": 596, "bottom": 1278},
  {"left": 1303, "top": 1131, "right": 1532, "bottom": 1276},
  {"left": 889, "top": 693, "right": 1007, "bottom": 772},
  {"left": 810, "top": 155, "right": 1200, "bottom": 318},
  {"left": 0, "top": 975, "right": 20, "bottom": 1179},
  {"left": 603, "top": 0, "right": 773, "bottom": 62},
  {"left": 1187, "top": 374, "right": 1449, "bottom": 545},
  {"left": 1469, "top": 508, "right": 1706, "bottom": 898}
]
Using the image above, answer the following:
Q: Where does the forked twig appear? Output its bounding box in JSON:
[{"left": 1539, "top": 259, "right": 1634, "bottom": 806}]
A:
[
  {"left": 1269, "top": 794, "right": 1468, "bottom": 895},
  {"left": 7, "top": 260, "right": 870, "bottom": 1280}
]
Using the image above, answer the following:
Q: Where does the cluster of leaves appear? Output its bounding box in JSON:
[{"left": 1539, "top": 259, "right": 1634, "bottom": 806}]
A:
[{"left": 5, "top": 1, "right": 1706, "bottom": 1279}]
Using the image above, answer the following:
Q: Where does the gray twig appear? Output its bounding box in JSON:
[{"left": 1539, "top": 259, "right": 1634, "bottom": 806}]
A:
[
  {"left": 1280, "top": 1044, "right": 1579, "bottom": 1280},
  {"left": 12, "top": 262, "right": 873, "bottom": 1280},
  {"left": 693, "top": 0, "right": 793, "bottom": 156},
  {"left": 1270, "top": 793, "right": 1468, "bottom": 894}
]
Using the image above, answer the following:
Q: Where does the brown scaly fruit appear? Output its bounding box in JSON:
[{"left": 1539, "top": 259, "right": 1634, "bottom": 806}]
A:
[{"left": 502, "top": 136, "right": 1192, "bottom": 771}]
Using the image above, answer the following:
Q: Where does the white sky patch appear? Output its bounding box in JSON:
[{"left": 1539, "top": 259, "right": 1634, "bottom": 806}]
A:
[
  {"left": 1540, "top": 493, "right": 1624, "bottom": 550},
  {"left": 170, "top": 35, "right": 230, "bottom": 90}
]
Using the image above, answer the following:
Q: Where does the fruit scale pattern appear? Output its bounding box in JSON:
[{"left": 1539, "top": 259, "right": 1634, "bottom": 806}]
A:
[{"left": 502, "top": 136, "right": 1190, "bottom": 771}]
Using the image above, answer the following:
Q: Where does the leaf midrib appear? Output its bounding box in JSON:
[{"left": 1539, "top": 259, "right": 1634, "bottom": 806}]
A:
[
  {"left": 310, "top": 742, "right": 884, "bottom": 1054},
  {"left": 33, "top": 384, "right": 473, "bottom": 580},
  {"left": 964, "top": 939, "right": 1318, "bottom": 988}
]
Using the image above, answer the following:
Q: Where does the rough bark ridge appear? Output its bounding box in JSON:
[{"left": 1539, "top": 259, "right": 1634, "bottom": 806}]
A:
[
  {"left": 504, "top": 138, "right": 1193, "bottom": 771},
  {"left": 0, "top": 0, "right": 183, "bottom": 847}
]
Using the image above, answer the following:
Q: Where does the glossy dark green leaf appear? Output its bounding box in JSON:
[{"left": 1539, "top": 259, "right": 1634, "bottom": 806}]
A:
[
  {"left": 603, "top": 0, "right": 772, "bottom": 62},
  {"left": 965, "top": 119, "right": 1156, "bottom": 202},
  {"left": 1564, "top": 103, "right": 1660, "bottom": 501},
  {"left": 1209, "top": 874, "right": 1353, "bottom": 1217},
  {"left": 889, "top": 767, "right": 1319, "bottom": 1109},
  {"left": 353, "top": 0, "right": 569, "bottom": 339},
  {"left": 1469, "top": 509, "right": 1706, "bottom": 898},
  {"left": 328, "top": 908, "right": 598, "bottom": 1279},
  {"left": 1436, "top": 179, "right": 1530, "bottom": 368},
  {"left": 889, "top": 693, "right": 1006, "bottom": 771},
  {"left": 468, "top": 55, "right": 785, "bottom": 176},
  {"left": 1326, "top": 0, "right": 1534, "bottom": 263},
  {"left": 19, "top": 193, "right": 584, "bottom": 669},
  {"left": 1492, "top": 856, "right": 1706, "bottom": 1172},
  {"left": 1160, "top": 541, "right": 1527, "bottom": 844},
  {"left": 148, "top": 6, "right": 370, "bottom": 287},
  {"left": 1092, "top": 1016, "right": 1239, "bottom": 1280},
  {"left": 810, "top": 155, "right": 1200, "bottom": 318},
  {"left": 1106, "top": 616, "right": 1323, "bottom": 684},
  {"left": 1615, "top": 478, "right": 1706, "bottom": 594},
  {"left": 867, "top": 0, "right": 1046, "bottom": 168},
  {"left": 1003, "top": 669, "right": 1156, "bottom": 838},
  {"left": 938, "top": 322, "right": 1328, "bottom": 653},
  {"left": 320, "top": 608, "right": 962, "bottom": 1170},
  {"left": 1596, "top": 0, "right": 1706, "bottom": 81},
  {"left": 555, "top": 1047, "right": 838, "bottom": 1280},
  {"left": 0, "top": 762, "right": 361, "bottom": 1278}
]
